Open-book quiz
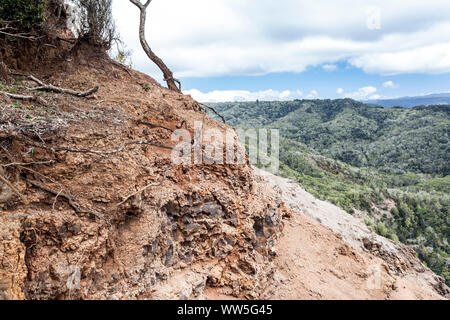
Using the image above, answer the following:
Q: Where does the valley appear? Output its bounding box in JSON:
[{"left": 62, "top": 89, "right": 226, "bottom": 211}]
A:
[{"left": 209, "top": 99, "right": 450, "bottom": 285}]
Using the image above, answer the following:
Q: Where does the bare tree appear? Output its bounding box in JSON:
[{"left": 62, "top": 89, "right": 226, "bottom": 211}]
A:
[
  {"left": 129, "top": 0, "right": 180, "bottom": 92},
  {"left": 75, "top": 0, "right": 118, "bottom": 49}
]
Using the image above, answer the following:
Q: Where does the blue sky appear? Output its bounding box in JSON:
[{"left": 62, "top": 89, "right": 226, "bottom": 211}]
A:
[
  {"left": 181, "top": 63, "right": 450, "bottom": 100},
  {"left": 113, "top": 0, "right": 450, "bottom": 102}
]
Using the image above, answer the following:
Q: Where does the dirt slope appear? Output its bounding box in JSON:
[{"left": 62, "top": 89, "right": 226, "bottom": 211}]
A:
[
  {"left": 0, "top": 57, "right": 287, "bottom": 300},
  {"left": 0, "top": 56, "right": 448, "bottom": 300},
  {"left": 251, "top": 169, "right": 449, "bottom": 300}
]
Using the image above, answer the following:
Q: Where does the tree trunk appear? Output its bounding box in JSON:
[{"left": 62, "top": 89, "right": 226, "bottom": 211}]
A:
[{"left": 130, "top": 0, "right": 180, "bottom": 92}]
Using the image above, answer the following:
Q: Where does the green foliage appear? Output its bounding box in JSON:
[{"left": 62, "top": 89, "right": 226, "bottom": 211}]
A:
[
  {"left": 74, "top": 0, "right": 117, "bottom": 49},
  {"left": 210, "top": 99, "right": 450, "bottom": 285},
  {"left": 141, "top": 83, "right": 151, "bottom": 92},
  {"left": 375, "top": 222, "right": 389, "bottom": 237},
  {"left": 113, "top": 47, "right": 133, "bottom": 68},
  {"left": 0, "top": 0, "right": 46, "bottom": 30}
]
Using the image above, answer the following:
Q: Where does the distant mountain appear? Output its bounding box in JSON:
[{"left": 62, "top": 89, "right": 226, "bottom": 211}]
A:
[{"left": 365, "top": 92, "right": 450, "bottom": 108}]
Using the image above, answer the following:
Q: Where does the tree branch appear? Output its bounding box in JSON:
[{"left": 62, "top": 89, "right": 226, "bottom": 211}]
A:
[
  {"left": 0, "top": 30, "right": 38, "bottom": 40},
  {"left": 28, "top": 75, "right": 99, "bottom": 97},
  {"left": 130, "top": 0, "right": 152, "bottom": 10},
  {"left": 129, "top": 0, "right": 181, "bottom": 92},
  {"left": 199, "top": 103, "right": 227, "bottom": 124},
  {"left": 1, "top": 91, "right": 48, "bottom": 104}
]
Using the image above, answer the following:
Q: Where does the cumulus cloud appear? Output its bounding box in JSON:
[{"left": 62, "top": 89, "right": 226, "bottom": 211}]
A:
[
  {"left": 350, "top": 43, "right": 450, "bottom": 75},
  {"left": 322, "top": 64, "right": 337, "bottom": 72},
  {"left": 113, "top": 1, "right": 450, "bottom": 78},
  {"left": 306, "top": 90, "right": 319, "bottom": 99},
  {"left": 184, "top": 89, "right": 303, "bottom": 102},
  {"left": 343, "top": 86, "right": 378, "bottom": 100},
  {"left": 382, "top": 80, "right": 399, "bottom": 88},
  {"left": 337, "top": 88, "right": 344, "bottom": 94}
]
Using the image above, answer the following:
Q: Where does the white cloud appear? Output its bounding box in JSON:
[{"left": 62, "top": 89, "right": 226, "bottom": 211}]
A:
[
  {"left": 322, "top": 64, "right": 337, "bottom": 72},
  {"left": 184, "top": 89, "right": 303, "bottom": 102},
  {"left": 382, "top": 80, "right": 399, "bottom": 88},
  {"left": 350, "top": 43, "right": 450, "bottom": 75},
  {"left": 337, "top": 88, "right": 344, "bottom": 94},
  {"left": 343, "top": 86, "right": 378, "bottom": 100},
  {"left": 113, "top": 1, "right": 450, "bottom": 78},
  {"left": 306, "top": 90, "right": 319, "bottom": 99}
]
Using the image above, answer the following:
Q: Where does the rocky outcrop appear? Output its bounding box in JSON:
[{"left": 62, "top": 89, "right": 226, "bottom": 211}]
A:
[
  {"left": 18, "top": 177, "right": 283, "bottom": 300},
  {"left": 0, "top": 213, "right": 26, "bottom": 300}
]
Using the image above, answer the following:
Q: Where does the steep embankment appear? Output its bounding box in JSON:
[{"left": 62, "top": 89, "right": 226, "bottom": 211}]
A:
[
  {"left": 253, "top": 169, "right": 448, "bottom": 299},
  {"left": 0, "top": 58, "right": 286, "bottom": 300},
  {"left": 0, "top": 58, "right": 448, "bottom": 300}
]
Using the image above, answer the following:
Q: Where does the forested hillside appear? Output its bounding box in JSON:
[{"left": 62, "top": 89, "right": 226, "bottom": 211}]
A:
[
  {"left": 209, "top": 99, "right": 450, "bottom": 285},
  {"left": 212, "top": 99, "right": 449, "bottom": 174}
]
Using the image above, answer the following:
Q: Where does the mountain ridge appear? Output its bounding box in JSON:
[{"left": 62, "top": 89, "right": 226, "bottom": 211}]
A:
[{"left": 364, "top": 92, "right": 450, "bottom": 108}]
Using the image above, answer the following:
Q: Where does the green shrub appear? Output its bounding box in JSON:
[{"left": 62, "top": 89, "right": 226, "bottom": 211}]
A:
[
  {"left": 74, "top": 0, "right": 117, "bottom": 49},
  {"left": 0, "top": 0, "right": 46, "bottom": 30},
  {"left": 375, "top": 222, "right": 388, "bottom": 237}
]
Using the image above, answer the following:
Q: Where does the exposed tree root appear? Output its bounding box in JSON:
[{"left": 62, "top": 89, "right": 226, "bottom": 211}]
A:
[
  {"left": 56, "top": 36, "right": 77, "bottom": 44},
  {"left": 29, "top": 75, "right": 99, "bottom": 97},
  {"left": 176, "top": 120, "right": 188, "bottom": 130},
  {"left": 104, "top": 57, "right": 132, "bottom": 76},
  {"left": 116, "top": 166, "right": 171, "bottom": 207},
  {"left": 0, "top": 30, "right": 40, "bottom": 41},
  {"left": 27, "top": 179, "right": 103, "bottom": 220},
  {"left": 1, "top": 91, "right": 48, "bottom": 104},
  {"left": 0, "top": 170, "right": 28, "bottom": 205},
  {"left": 27, "top": 179, "right": 77, "bottom": 209},
  {"left": 134, "top": 119, "right": 174, "bottom": 132},
  {"left": 1, "top": 160, "right": 54, "bottom": 168},
  {"left": 26, "top": 139, "right": 173, "bottom": 156}
]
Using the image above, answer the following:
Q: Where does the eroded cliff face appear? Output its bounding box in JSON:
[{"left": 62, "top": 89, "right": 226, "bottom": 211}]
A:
[
  {"left": 19, "top": 166, "right": 283, "bottom": 300},
  {"left": 0, "top": 58, "right": 448, "bottom": 300},
  {"left": 0, "top": 213, "right": 26, "bottom": 300},
  {"left": 0, "top": 60, "right": 286, "bottom": 300}
]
